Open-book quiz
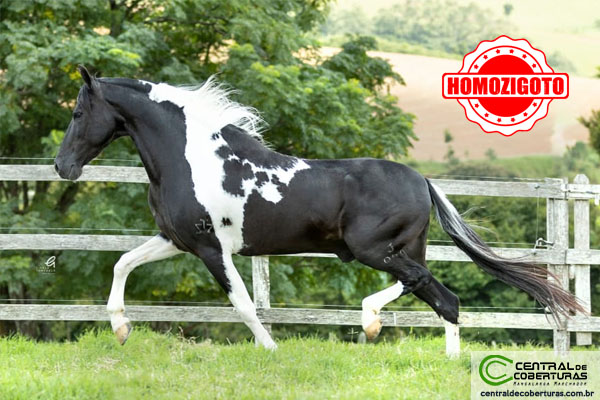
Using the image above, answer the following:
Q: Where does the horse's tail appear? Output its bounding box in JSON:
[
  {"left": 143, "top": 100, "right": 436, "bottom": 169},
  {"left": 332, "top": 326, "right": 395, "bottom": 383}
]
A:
[{"left": 425, "top": 178, "right": 585, "bottom": 318}]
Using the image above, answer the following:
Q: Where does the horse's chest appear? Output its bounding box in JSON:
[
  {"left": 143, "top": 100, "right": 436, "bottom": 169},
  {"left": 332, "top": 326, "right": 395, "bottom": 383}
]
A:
[
  {"left": 147, "top": 181, "right": 217, "bottom": 251},
  {"left": 183, "top": 136, "right": 309, "bottom": 253}
]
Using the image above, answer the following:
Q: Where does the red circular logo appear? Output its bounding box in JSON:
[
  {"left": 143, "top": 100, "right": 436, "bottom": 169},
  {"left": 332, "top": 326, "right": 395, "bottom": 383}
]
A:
[{"left": 442, "top": 36, "right": 569, "bottom": 136}]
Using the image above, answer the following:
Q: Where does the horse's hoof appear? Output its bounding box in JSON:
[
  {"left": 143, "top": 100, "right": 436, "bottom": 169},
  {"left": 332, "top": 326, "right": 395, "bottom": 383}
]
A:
[
  {"left": 264, "top": 341, "right": 278, "bottom": 350},
  {"left": 364, "top": 316, "right": 382, "bottom": 340},
  {"left": 115, "top": 322, "right": 133, "bottom": 345}
]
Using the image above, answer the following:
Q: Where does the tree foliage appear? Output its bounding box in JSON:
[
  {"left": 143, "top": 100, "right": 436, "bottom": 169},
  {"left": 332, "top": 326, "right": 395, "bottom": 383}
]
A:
[
  {"left": 581, "top": 110, "right": 600, "bottom": 157},
  {"left": 322, "top": 0, "right": 511, "bottom": 57},
  {"left": 372, "top": 0, "right": 509, "bottom": 56}
]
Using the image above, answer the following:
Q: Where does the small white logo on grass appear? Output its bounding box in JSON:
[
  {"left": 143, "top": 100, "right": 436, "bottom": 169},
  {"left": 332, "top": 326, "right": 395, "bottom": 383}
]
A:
[
  {"left": 471, "top": 351, "right": 600, "bottom": 399},
  {"left": 37, "top": 256, "right": 56, "bottom": 273}
]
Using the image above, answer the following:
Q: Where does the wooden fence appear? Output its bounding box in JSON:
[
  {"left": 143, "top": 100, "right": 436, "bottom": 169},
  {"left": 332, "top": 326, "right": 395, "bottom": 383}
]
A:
[{"left": 2, "top": 165, "right": 600, "bottom": 356}]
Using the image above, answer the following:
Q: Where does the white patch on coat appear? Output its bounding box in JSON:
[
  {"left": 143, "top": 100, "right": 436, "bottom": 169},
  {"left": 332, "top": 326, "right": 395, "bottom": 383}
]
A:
[{"left": 143, "top": 77, "right": 309, "bottom": 253}]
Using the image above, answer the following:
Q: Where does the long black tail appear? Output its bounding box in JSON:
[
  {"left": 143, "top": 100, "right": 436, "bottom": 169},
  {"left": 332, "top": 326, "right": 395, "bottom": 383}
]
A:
[{"left": 426, "top": 178, "right": 585, "bottom": 318}]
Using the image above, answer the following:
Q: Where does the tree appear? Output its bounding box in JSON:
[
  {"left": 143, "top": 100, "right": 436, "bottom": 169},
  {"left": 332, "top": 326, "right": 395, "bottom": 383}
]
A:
[
  {"left": 580, "top": 110, "right": 600, "bottom": 156},
  {"left": 0, "top": 0, "right": 415, "bottom": 339},
  {"left": 320, "top": 6, "right": 372, "bottom": 36},
  {"left": 372, "top": 0, "right": 510, "bottom": 56}
]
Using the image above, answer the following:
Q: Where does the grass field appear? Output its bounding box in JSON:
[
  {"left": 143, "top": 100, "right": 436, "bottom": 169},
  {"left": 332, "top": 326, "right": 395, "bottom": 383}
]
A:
[{"left": 0, "top": 327, "right": 557, "bottom": 400}]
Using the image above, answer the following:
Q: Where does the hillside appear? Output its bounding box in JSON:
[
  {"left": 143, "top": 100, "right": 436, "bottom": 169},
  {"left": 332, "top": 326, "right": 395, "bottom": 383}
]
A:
[
  {"left": 322, "top": 48, "right": 600, "bottom": 161},
  {"left": 332, "top": 0, "right": 600, "bottom": 78}
]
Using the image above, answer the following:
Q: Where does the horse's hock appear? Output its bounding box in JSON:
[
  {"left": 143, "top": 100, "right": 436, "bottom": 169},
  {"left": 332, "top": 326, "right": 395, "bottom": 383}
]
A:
[{"left": 1, "top": 165, "right": 600, "bottom": 356}]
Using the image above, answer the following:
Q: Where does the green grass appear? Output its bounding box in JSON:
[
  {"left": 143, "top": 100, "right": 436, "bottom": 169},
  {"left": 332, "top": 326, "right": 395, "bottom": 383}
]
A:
[
  {"left": 0, "top": 327, "right": 554, "bottom": 400},
  {"left": 411, "top": 154, "right": 562, "bottom": 179}
]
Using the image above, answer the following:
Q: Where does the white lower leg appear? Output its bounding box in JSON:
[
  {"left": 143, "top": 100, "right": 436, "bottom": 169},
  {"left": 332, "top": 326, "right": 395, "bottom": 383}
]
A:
[
  {"left": 361, "top": 281, "right": 404, "bottom": 339},
  {"left": 105, "top": 235, "right": 181, "bottom": 344},
  {"left": 229, "top": 292, "right": 276, "bottom": 349},
  {"left": 223, "top": 255, "right": 276, "bottom": 349},
  {"left": 107, "top": 259, "right": 131, "bottom": 332}
]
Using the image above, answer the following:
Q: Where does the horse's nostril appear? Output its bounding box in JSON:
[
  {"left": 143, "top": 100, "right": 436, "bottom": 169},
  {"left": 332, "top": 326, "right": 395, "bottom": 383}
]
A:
[{"left": 54, "top": 162, "right": 59, "bottom": 173}]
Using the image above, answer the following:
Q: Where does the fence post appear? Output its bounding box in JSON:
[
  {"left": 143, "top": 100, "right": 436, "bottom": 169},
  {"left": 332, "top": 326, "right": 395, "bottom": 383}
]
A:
[
  {"left": 546, "top": 178, "right": 570, "bottom": 355},
  {"left": 573, "top": 174, "right": 592, "bottom": 345},
  {"left": 444, "top": 321, "right": 460, "bottom": 358},
  {"left": 252, "top": 256, "right": 271, "bottom": 339}
]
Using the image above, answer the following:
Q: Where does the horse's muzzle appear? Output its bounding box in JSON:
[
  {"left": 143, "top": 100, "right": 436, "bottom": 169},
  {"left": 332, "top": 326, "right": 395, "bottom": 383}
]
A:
[{"left": 54, "top": 160, "right": 82, "bottom": 181}]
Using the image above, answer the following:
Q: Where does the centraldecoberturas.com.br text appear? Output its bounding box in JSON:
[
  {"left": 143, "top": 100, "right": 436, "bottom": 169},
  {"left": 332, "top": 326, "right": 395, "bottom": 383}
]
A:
[{"left": 479, "top": 389, "right": 595, "bottom": 398}]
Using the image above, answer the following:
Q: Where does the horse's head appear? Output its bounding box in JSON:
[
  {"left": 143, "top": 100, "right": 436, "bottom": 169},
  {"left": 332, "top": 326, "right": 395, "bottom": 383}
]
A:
[{"left": 54, "top": 66, "right": 125, "bottom": 180}]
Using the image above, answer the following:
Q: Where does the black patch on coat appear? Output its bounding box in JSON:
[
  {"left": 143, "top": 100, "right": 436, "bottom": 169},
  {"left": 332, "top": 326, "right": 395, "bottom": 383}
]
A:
[
  {"left": 255, "top": 171, "right": 269, "bottom": 188},
  {"left": 215, "top": 145, "right": 234, "bottom": 160},
  {"left": 220, "top": 124, "right": 298, "bottom": 170},
  {"left": 221, "top": 217, "right": 232, "bottom": 227},
  {"left": 270, "top": 174, "right": 286, "bottom": 195},
  {"left": 222, "top": 159, "right": 255, "bottom": 196}
]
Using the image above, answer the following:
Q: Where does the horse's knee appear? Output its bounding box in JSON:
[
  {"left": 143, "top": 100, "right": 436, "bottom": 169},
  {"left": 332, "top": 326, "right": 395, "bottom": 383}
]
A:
[
  {"left": 114, "top": 253, "right": 136, "bottom": 277},
  {"left": 234, "top": 302, "right": 258, "bottom": 323}
]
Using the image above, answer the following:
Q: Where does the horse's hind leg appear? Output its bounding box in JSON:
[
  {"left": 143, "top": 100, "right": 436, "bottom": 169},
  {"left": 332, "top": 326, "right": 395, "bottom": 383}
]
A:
[
  {"left": 106, "top": 233, "right": 182, "bottom": 344},
  {"left": 357, "top": 249, "right": 433, "bottom": 339},
  {"left": 347, "top": 217, "right": 450, "bottom": 339},
  {"left": 413, "top": 278, "right": 460, "bottom": 324}
]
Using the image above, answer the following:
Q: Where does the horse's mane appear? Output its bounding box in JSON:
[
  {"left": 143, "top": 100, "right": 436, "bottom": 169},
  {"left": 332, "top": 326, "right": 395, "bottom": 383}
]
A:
[
  {"left": 98, "top": 76, "right": 265, "bottom": 140},
  {"left": 175, "top": 77, "right": 265, "bottom": 140}
]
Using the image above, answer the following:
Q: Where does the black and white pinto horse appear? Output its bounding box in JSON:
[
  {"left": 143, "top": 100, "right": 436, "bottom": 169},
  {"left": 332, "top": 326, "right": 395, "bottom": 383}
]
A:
[{"left": 55, "top": 67, "right": 582, "bottom": 348}]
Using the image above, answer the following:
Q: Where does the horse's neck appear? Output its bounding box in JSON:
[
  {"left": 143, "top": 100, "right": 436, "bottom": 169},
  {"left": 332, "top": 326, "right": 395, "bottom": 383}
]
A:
[
  {"left": 105, "top": 82, "right": 287, "bottom": 186},
  {"left": 106, "top": 85, "right": 189, "bottom": 183}
]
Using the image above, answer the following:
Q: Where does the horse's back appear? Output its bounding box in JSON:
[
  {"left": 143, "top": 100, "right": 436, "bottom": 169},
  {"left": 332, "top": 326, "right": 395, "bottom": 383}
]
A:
[
  {"left": 240, "top": 158, "right": 431, "bottom": 257},
  {"left": 309, "top": 158, "right": 431, "bottom": 213}
]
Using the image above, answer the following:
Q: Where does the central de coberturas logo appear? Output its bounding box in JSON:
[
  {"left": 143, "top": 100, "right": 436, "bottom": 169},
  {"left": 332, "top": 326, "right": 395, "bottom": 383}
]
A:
[{"left": 479, "top": 355, "right": 588, "bottom": 387}]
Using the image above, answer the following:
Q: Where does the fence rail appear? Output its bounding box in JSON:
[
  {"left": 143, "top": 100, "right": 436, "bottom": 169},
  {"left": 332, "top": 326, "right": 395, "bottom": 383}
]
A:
[{"left": 1, "top": 165, "right": 598, "bottom": 356}]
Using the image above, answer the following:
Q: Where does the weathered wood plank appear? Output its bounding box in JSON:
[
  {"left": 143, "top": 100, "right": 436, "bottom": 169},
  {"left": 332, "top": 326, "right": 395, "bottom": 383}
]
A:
[
  {"left": 4, "top": 165, "right": 600, "bottom": 200},
  {"left": 433, "top": 178, "right": 564, "bottom": 199},
  {"left": 0, "top": 165, "right": 571, "bottom": 198},
  {"left": 0, "top": 165, "right": 149, "bottom": 183},
  {"left": 0, "top": 234, "right": 152, "bottom": 251},
  {"left": 3, "top": 234, "right": 600, "bottom": 264},
  {"left": 574, "top": 174, "right": 592, "bottom": 345},
  {"left": 0, "top": 304, "right": 599, "bottom": 332}
]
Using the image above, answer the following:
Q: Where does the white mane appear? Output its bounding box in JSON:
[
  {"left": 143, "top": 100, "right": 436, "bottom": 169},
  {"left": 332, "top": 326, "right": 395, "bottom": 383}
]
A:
[{"left": 142, "top": 76, "right": 265, "bottom": 139}]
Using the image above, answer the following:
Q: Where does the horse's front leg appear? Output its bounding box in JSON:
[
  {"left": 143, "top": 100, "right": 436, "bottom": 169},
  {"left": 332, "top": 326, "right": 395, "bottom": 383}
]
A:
[
  {"left": 106, "top": 233, "right": 182, "bottom": 344},
  {"left": 199, "top": 248, "right": 277, "bottom": 349}
]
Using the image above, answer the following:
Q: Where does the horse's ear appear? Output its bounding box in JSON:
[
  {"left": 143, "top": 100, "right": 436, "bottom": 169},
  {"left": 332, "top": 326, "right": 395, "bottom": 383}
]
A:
[{"left": 78, "top": 65, "right": 93, "bottom": 89}]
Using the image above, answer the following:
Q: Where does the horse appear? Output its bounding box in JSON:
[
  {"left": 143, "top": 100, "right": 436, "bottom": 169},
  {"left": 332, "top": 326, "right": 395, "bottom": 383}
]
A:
[{"left": 54, "top": 66, "right": 583, "bottom": 348}]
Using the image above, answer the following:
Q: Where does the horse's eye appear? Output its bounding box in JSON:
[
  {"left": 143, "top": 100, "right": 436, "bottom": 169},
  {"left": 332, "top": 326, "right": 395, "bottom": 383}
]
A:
[{"left": 73, "top": 111, "right": 83, "bottom": 119}]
